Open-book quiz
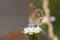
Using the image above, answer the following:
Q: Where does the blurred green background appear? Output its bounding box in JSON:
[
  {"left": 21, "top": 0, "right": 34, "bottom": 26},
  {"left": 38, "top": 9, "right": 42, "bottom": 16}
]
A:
[{"left": 30, "top": 0, "right": 60, "bottom": 40}]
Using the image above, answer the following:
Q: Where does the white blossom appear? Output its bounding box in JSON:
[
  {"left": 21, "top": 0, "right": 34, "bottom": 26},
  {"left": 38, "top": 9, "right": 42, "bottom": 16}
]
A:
[{"left": 23, "top": 26, "right": 42, "bottom": 35}]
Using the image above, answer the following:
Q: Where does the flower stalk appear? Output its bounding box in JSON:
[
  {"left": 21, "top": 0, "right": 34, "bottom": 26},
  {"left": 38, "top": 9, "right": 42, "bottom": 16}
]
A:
[{"left": 28, "top": 33, "right": 38, "bottom": 40}]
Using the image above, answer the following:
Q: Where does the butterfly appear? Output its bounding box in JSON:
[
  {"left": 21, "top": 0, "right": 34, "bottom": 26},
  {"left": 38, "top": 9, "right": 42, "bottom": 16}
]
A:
[{"left": 28, "top": 3, "right": 44, "bottom": 24}]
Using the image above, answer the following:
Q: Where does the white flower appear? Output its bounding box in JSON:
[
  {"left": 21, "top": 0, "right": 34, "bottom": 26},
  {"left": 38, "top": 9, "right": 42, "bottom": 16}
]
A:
[{"left": 23, "top": 26, "right": 42, "bottom": 35}]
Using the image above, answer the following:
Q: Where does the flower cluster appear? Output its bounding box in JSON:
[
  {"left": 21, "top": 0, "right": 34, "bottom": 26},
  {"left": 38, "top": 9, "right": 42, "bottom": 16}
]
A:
[{"left": 23, "top": 26, "right": 42, "bottom": 35}]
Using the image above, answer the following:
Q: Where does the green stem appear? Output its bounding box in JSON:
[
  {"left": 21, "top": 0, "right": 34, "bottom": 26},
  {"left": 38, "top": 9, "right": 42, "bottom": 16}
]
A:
[{"left": 28, "top": 33, "right": 38, "bottom": 40}]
